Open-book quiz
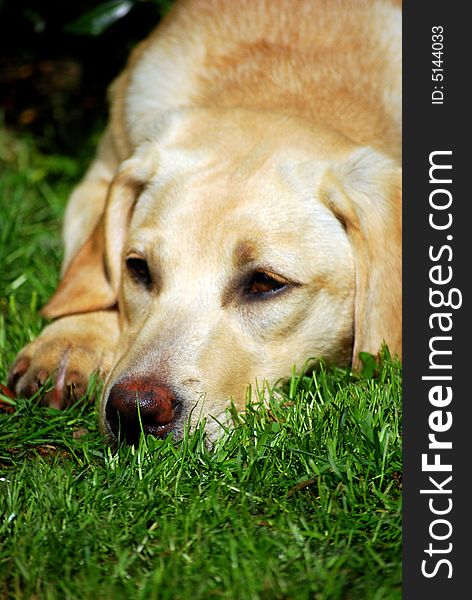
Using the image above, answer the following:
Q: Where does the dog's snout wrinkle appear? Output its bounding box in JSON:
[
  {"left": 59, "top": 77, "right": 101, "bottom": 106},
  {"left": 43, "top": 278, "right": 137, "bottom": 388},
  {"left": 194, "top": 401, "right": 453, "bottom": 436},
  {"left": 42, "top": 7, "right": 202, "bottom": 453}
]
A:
[
  {"left": 181, "top": 377, "right": 201, "bottom": 387},
  {"left": 106, "top": 379, "right": 180, "bottom": 445}
]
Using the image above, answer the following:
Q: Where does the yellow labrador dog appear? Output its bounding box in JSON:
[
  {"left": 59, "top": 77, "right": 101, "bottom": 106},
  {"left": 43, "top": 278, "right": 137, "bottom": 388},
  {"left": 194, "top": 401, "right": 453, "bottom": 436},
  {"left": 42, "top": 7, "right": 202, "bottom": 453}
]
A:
[{"left": 8, "top": 0, "right": 401, "bottom": 444}]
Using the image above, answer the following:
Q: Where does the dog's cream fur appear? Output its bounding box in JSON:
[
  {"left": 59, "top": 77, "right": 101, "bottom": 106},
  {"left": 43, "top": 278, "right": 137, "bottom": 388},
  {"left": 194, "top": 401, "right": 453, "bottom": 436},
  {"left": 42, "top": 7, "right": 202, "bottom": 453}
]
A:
[{"left": 9, "top": 0, "right": 402, "bottom": 441}]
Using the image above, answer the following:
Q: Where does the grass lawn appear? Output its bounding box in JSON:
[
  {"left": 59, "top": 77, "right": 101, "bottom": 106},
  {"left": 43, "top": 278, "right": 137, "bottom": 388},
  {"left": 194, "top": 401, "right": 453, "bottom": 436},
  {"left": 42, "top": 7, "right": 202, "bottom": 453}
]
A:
[{"left": 0, "top": 129, "right": 402, "bottom": 599}]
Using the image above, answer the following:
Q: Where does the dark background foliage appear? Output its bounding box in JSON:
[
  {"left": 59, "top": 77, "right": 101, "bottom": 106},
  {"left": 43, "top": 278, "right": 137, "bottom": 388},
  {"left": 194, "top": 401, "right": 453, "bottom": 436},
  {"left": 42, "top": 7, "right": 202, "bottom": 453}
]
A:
[{"left": 0, "top": 0, "right": 172, "bottom": 156}]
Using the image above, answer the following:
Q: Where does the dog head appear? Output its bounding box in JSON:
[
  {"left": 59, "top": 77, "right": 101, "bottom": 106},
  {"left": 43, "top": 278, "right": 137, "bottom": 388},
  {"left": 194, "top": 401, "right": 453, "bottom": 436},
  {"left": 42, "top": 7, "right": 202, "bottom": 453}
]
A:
[{"left": 44, "top": 109, "right": 401, "bottom": 444}]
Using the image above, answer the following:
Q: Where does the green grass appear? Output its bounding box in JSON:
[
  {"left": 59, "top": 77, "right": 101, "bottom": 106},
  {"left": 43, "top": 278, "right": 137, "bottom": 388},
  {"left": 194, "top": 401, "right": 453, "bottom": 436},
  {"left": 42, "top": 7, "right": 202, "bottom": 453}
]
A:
[{"left": 0, "top": 130, "right": 402, "bottom": 599}]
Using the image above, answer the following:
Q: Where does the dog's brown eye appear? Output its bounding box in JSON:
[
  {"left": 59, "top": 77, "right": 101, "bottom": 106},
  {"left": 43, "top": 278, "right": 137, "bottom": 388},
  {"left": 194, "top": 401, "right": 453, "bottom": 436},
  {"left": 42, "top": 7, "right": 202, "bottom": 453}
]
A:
[
  {"left": 244, "top": 271, "right": 287, "bottom": 297},
  {"left": 126, "top": 256, "right": 151, "bottom": 287}
]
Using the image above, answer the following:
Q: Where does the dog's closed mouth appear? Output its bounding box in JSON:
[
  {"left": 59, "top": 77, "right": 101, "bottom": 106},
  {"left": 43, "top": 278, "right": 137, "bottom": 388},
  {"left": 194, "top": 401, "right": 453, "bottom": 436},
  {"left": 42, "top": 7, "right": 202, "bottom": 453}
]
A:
[{"left": 105, "top": 379, "right": 182, "bottom": 445}]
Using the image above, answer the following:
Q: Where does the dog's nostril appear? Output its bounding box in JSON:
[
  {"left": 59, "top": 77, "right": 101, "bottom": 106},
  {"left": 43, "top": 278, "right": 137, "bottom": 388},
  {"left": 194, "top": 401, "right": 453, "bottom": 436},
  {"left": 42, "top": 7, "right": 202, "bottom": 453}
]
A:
[
  {"left": 139, "top": 388, "right": 176, "bottom": 426},
  {"left": 105, "top": 380, "right": 180, "bottom": 444}
]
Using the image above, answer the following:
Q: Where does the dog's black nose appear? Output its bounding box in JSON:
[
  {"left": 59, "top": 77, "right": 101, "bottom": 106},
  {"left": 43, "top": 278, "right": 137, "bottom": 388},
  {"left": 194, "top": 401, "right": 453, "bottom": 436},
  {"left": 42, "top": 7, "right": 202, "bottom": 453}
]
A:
[{"left": 105, "top": 379, "right": 180, "bottom": 445}]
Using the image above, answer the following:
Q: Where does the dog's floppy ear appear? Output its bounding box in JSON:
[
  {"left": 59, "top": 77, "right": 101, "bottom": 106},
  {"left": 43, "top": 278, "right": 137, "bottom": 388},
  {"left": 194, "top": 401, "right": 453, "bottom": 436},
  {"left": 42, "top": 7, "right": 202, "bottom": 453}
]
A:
[
  {"left": 102, "top": 153, "right": 155, "bottom": 293},
  {"left": 321, "top": 147, "right": 402, "bottom": 368},
  {"left": 41, "top": 215, "right": 115, "bottom": 318},
  {"left": 41, "top": 151, "right": 157, "bottom": 319}
]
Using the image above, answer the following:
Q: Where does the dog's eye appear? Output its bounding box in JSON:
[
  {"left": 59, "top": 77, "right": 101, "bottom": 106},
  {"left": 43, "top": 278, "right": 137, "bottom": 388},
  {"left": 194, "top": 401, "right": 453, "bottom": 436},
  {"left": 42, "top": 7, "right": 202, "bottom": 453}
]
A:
[
  {"left": 244, "top": 271, "right": 288, "bottom": 298},
  {"left": 126, "top": 256, "right": 151, "bottom": 287}
]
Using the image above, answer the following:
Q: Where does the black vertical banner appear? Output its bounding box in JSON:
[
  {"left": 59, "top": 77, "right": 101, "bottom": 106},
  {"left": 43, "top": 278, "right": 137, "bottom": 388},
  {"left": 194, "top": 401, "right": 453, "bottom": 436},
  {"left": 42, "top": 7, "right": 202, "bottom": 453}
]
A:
[{"left": 403, "top": 2, "right": 469, "bottom": 598}]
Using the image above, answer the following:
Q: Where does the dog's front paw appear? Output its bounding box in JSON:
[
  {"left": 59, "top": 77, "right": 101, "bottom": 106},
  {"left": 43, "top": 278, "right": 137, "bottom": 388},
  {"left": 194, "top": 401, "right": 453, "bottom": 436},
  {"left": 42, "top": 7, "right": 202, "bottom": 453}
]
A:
[{"left": 8, "top": 311, "right": 120, "bottom": 409}]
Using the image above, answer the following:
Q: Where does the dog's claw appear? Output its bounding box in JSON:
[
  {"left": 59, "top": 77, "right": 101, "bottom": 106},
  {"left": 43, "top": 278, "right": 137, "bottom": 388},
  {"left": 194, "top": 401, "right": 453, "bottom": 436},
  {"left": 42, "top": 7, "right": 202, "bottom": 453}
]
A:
[
  {"left": 8, "top": 349, "right": 86, "bottom": 408},
  {"left": 10, "top": 358, "right": 89, "bottom": 409},
  {"left": 7, "top": 356, "right": 31, "bottom": 390},
  {"left": 46, "top": 349, "right": 69, "bottom": 409},
  {"left": 8, "top": 312, "right": 119, "bottom": 410},
  {"left": 43, "top": 385, "right": 68, "bottom": 410}
]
